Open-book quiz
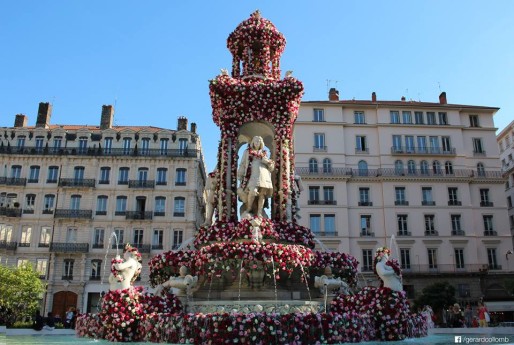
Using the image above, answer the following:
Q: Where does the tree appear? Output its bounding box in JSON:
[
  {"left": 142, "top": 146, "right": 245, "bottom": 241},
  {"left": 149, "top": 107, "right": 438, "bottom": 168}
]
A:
[
  {"left": 413, "top": 281, "right": 456, "bottom": 315},
  {"left": 0, "top": 263, "right": 46, "bottom": 326}
]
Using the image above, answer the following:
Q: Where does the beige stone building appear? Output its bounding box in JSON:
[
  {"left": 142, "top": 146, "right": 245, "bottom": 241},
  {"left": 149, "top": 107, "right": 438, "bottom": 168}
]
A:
[
  {"left": 498, "top": 120, "right": 514, "bottom": 247},
  {"left": 294, "top": 89, "right": 514, "bottom": 317},
  {"left": 0, "top": 102, "right": 206, "bottom": 319}
]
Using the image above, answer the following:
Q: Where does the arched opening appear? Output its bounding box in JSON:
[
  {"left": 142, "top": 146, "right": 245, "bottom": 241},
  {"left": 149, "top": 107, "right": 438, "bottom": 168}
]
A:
[{"left": 52, "top": 290, "right": 78, "bottom": 322}]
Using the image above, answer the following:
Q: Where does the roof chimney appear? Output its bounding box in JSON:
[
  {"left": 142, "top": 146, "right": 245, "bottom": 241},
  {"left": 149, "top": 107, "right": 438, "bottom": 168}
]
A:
[
  {"left": 371, "top": 92, "right": 377, "bottom": 102},
  {"left": 36, "top": 102, "right": 52, "bottom": 128},
  {"left": 401, "top": 96, "right": 406, "bottom": 102},
  {"left": 439, "top": 91, "right": 447, "bottom": 104},
  {"left": 328, "top": 88, "right": 339, "bottom": 101},
  {"left": 100, "top": 105, "right": 114, "bottom": 130},
  {"left": 190, "top": 122, "right": 197, "bottom": 134},
  {"left": 14, "top": 114, "right": 28, "bottom": 128},
  {"left": 177, "top": 116, "right": 188, "bottom": 131}
]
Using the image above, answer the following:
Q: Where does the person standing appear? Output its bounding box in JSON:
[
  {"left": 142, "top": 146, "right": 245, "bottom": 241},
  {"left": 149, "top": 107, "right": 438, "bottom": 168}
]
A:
[
  {"left": 477, "top": 302, "right": 489, "bottom": 327},
  {"left": 464, "top": 304, "right": 473, "bottom": 328},
  {"left": 33, "top": 310, "right": 43, "bottom": 331}
]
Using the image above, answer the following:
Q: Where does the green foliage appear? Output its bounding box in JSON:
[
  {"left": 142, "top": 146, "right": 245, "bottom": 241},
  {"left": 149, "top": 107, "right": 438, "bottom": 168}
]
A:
[
  {"left": 0, "top": 263, "right": 46, "bottom": 325},
  {"left": 413, "top": 281, "right": 456, "bottom": 313}
]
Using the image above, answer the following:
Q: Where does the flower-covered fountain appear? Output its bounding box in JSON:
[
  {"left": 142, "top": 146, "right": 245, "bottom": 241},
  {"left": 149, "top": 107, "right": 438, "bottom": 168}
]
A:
[{"left": 76, "top": 11, "right": 427, "bottom": 343}]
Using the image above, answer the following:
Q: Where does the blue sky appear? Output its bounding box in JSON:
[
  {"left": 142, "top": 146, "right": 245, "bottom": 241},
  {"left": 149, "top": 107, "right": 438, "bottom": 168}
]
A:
[{"left": 1, "top": 1, "right": 513, "bottom": 171}]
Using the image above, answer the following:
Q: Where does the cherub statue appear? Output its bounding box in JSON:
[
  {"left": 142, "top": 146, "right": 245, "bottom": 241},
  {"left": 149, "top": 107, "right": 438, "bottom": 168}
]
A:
[
  {"left": 108, "top": 243, "right": 142, "bottom": 291},
  {"left": 154, "top": 266, "right": 198, "bottom": 296}
]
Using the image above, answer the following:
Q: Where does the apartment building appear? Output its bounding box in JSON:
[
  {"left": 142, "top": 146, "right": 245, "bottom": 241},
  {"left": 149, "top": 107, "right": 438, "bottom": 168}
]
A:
[
  {"left": 498, "top": 120, "right": 514, "bottom": 247},
  {"left": 0, "top": 102, "right": 206, "bottom": 319},
  {"left": 294, "top": 89, "right": 513, "bottom": 315}
]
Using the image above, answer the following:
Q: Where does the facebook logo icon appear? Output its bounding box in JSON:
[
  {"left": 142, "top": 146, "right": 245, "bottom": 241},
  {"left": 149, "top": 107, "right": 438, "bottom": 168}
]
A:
[{"left": 455, "top": 336, "right": 462, "bottom": 343}]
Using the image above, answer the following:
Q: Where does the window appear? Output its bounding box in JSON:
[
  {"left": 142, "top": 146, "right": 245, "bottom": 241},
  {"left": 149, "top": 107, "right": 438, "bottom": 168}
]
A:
[
  {"left": 172, "top": 229, "right": 183, "bottom": 250},
  {"left": 17, "top": 259, "right": 30, "bottom": 268},
  {"left": 156, "top": 168, "right": 167, "bottom": 185},
  {"left": 118, "top": 167, "right": 129, "bottom": 184},
  {"left": 405, "top": 136, "right": 415, "bottom": 153},
  {"left": 309, "top": 158, "right": 318, "bottom": 173},
  {"left": 322, "top": 158, "right": 332, "bottom": 173},
  {"left": 360, "top": 215, "right": 372, "bottom": 235},
  {"left": 160, "top": 138, "right": 169, "bottom": 155},
  {"left": 454, "top": 248, "right": 465, "bottom": 269},
  {"left": 0, "top": 225, "right": 13, "bottom": 242},
  {"left": 78, "top": 137, "right": 88, "bottom": 154},
  {"left": 426, "top": 112, "right": 436, "bottom": 125},
  {"left": 175, "top": 168, "right": 187, "bottom": 185},
  {"left": 154, "top": 196, "right": 166, "bottom": 216},
  {"left": 400, "top": 249, "right": 411, "bottom": 269},
  {"left": 358, "top": 160, "right": 368, "bottom": 176},
  {"left": 53, "top": 136, "right": 62, "bottom": 152},
  {"left": 417, "top": 136, "right": 427, "bottom": 153},
  {"left": 153, "top": 229, "right": 164, "bottom": 249},
  {"left": 427, "top": 248, "right": 438, "bottom": 269},
  {"left": 402, "top": 111, "right": 412, "bottom": 124},
  {"left": 174, "top": 197, "right": 185, "bottom": 217},
  {"left": 469, "top": 115, "right": 479, "bottom": 127},
  {"left": 472, "top": 138, "right": 484, "bottom": 154},
  {"left": 487, "top": 248, "right": 499, "bottom": 269},
  {"left": 20, "top": 226, "right": 32, "bottom": 247},
  {"left": 141, "top": 138, "right": 150, "bottom": 155},
  {"left": 420, "top": 160, "right": 429, "bottom": 175},
  {"left": 113, "top": 228, "right": 124, "bottom": 247},
  {"left": 438, "top": 112, "right": 448, "bottom": 125},
  {"left": 39, "top": 227, "right": 51, "bottom": 247},
  {"left": 480, "top": 189, "right": 492, "bottom": 206},
  {"left": 178, "top": 138, "right": 188, "bottom": 155},
  {"left": 422, "top": 187, "right": 434, "bottom": 205},
  {"left": 356, "top": 136, "right": 368, "bottom": 153},
  {"left": 354, "top": 111, "right": 365, "bottom": 124},
  {"left": 424, "top": 215, "right": 436, "bottom": 235},
  {"left": 313, "top": 108, "right": 325, "bottom": 122},
  {"left": 310, "top": 214, "right": 321, "bottom": 233},
  {"left": 29, "top": 166, "right": 40, "bottom": 183},
  {"left": 35, "top": 137, "right": 44, "bottom": 151},
  {"left": 133, "top": 229, "right": 143, "bottom": 246},
  {"left": 323, "top": 186, "right": 334, "bottom": 204},
  {"left": 445, "top": 161, "right": 454, "bottom": 175},
  {"left": 91, "top": 260, "right": 102, "bottom": 280},
  {"left": 93, "top": 228, "right": 104, "bottom": 248},
  {"left": 11, "top": 165, "right": 22, "bottom": 178},
  {"left": 104, "top": 137, "right": 113, "bottom": 154},
  {"left": 96, "top": 195, "right": 108, "bottom": 215},
  {"left": 442, "top": 136, "right": 451, "bottom": 153},
  {"left": 63, "top": 259, "right": 74, "bottom": 279},
  {"left": 448, "top": 188, "right": 460, "bottom": 206},
  {"left": 395, "top": 187, "right": 408, "bottom": 205},
  {"left": 414, "top": 111, "right": 424, "bottom": 124},
  {"left": 17, "top": 136, "right": 26, "bottom": 149},
  {"left": 392, "top": 135, "right": 402, "bottom": 152},
  {"left": 74, "top": 166, "right": 85, "bottom": 180},
  {"left": 407, "top": 160, "right": 416, "bottom": 175},
  {"left": 70, "top": 195, "right": 81, "bottom": 210},
  {"left": 451, "top": 215, "right": 463, "bottom": 235},
  {"left": 123, "top": 137, "right": 131, "bottom": 155},
  {"left": 397, "top": 215, "right": 409, "bottom": 235},
  {"left": 308, "top": 187, "right": 320, "bottom": 204},
  {"left": 390, "top": 111, "right": 400, "bottom": 124},
  {"left": 324, "top": 214, "right": 335, "bottom": 234},
  {"left": 66, "top": 227, "right": 77, "bottom": 243},
  {"left": 429, "top": 136, "right": 440, "bottom": 154},
  {"left": 314, "top": 133, "right": 326, "bottom": 150},
  {"left": 394, "top": 160, "right": 404, "bottom": 175},
  {"left": 47, "top": 166, "right": 59, "bottom": 183},
  {"left": 36, "top": 259, "right": 48, "bottom": 278},
  {"left": 477, "top": 163, "right": 485, "bottom": 176},
  {"left": 24, "top": 194, "right": 36, "bottom": 213},
  {"left": 99, "top": 167, "right": 110, "bottom": 184},
  {"left": 115, "top": 196, "right": 127, "bottom": 215},
  {"left": 359, "top": 187, "right": 371, "bottom": 206},
  {"left": 362, "top": 249, "right": 373, "bottom": 271},
  {"left": 138, "top": 168, "right": 148, "bottom": 182},
  {"left": 483, "top": 215, "right": 495, "bottom": 235}
]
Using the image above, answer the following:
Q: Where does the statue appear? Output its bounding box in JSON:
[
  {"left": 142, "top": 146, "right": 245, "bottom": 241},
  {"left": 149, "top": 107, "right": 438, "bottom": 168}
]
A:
[
  {"left": 202, "top": 169, "right": 218, "bottom": 226},
  {"left": 154, "top": 266, "right": 198, "bottom": 296},
  {"left": 374, "top": 247, "right": 403, "bottom": 292},
  {"left": 108, "top": 243, "right": 142, "bottom": 291},
  {"left": 314, "top": 266, "right": 351, "bottom": 296},
  {"left": 237, "top": 136, "right": 275, "bottom": 218}
]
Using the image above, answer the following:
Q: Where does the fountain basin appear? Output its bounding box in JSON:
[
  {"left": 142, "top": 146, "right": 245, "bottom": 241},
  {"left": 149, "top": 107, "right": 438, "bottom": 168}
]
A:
[{"left": 185, "top": 299, "right": 323, "bottom": 314}]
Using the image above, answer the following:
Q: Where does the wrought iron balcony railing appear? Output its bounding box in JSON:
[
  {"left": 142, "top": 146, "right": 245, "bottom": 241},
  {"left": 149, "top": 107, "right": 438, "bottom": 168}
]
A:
[
  {"left": 391, "top": 146, "right": 456, "bottom": 155},
  {"left": 421, "top": 201, "right": 436, "bottom": 206},
  {"left": 0, "top": 146, "right": 201, "bottom": 158},
  {"left": 5, "top": 177, "right": 27, "bottom": 186},
  {"left": 484, "top": 231, "right": 498, "bottom": 236},
  {"left": 59, "top": 178, "right": 96, "bottom": 188},
  {"left": 358, "top": 201, "right": 373, "bottom": 206},
  {"left": 360, "top": 231, "right": 375, "bottom": 237},
  {"left": 480, "top": 201, "right": 494, "bottom": 207},
  {"left": 54, "top": 209, "right": 93, "bottom": 219},
  {"left": 397, "top": 231, "right": 412, "bottom": 236},
  {"left": 451, "top": 230, "right": 466, "bottom": 236},
  {"left": 125, "top": 211, "right": 153, "bottom": 220},
  {"left": 424, "top": 230, "right": 439, "bottom": 236},
  {"left": 401, "top": 263, "right": 489, "bottom": 274},
  {"left": 448, "top": 200, "right": 462, "bottom": 206},
  {"left": 50, "top": 242, "right": 89, "bottom": 253},
  {"left": 395, "top": 200, "right": 409, "bottom": 206},
  {"left": 128, "top": 180, "right": 155, "bottom": 188},
  {"left": 0, "top": 207, "right": 22, "bottom": 217},
  {"left": 312, "top": 231, "right": 338, "bottom": 237},
  {"left": 0, "top": 241, "right": 17, "bottom": 250},
  {"left": 134, "top": 244, "right": 151, "bottom": 253}
]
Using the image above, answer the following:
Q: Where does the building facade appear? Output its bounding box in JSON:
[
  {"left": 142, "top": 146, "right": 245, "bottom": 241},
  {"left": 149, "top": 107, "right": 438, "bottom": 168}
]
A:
[
  {"left": 498, "top": 120, "right": 514, "bottom": 248},
  {"left": 0, "top": 103, "right": 206, "bottom": 319},
  {"left": 294, "top": 89, "right": 513, "bottom": 317}
]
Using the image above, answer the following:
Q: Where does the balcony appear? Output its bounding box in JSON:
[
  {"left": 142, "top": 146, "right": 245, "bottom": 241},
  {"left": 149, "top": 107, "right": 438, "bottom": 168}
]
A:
[
  {"left": 151, "top": 244, "right": 164, "bottom": 250},
  {"left": 358, "top": 201, "right": 373, "bottom": 206},
  {"left": 360, "top": 231, "right": 375, "bottom": 237},
  {"left": 484, "top": 231, "right": 498, "bottom": 236},
  {"left": 451, "top": 230, "right": 466, "bottom": 236},
  {"left": 59, "top": 178, "right": 96, "bottom": 188},
  {"left": 355, "top": 148, "right": 369, "bottom": 154},
  {"left": 473, "top": 150, "right": 486, "bottom": 157},
  {"left": 313, "top": 146, "right": 327, "bottom": 152},
  {"left": 480, "top": 201, "right": 494, "bottom": 207},
  {"left": 402, "top": 264, "right": 486, "bottom": 274},
  {"left": 0, "top": 241, "right": 17, "bottom": 250},
  {"left": 295, "top": 167, "right": 352, "bottom": 177},
  {"left": 391, "top": 146, "right": 456, "bottom": 156},
  {"left": 422, "top": 201, "right": 436, "bottom": 206},
  {"left": 126, "top": 211, "right": 153, "bottom": 220},
  {"left": 23, "top": 209, "right": 34, "bottom": 214},
  {"left": 424, "top": 230, "right": 439, "bottom": 236},
  {"left": 308, "top": 200, "right": 337, "bottom": 205},
  {"left": 395, "top": 200, "right": 409, "bottom": 206},
  {"left": 5, "top": 177, "right": 27, "bottom": 186},
  {"left": 38, "top": 242, "right": 50, "bottom": 248},
  {"left": 89, "top": 275, "right": 101, "bottom": 281},
  {"left": 42, "top": 209, "right": 54, "bottom": 215},
  {"left": 54, "top": 209, "right": 93, "bottom": 219},
  {"left": 50, "top": 242, "right": 89, "bottom": 253},
  {"left": 0, "top": 146, "right": 202, "bottom": 158},
  {"left": 312, "top": 231, "right": 338, "bottom": 237},
  {"left": 61, "top": 275, "right": 73, "bottom": 281},
  {"left": 0, "top": 207, "right": 22, "bottom": 217},
  {"left": 153, "top": 211, "right": 165, "bottom": 217},
  {"left": 448, "top": 200, "right": 462, "bottom": 206},
  {"left": 92, "top": 243, "right": 104, "bottom": 249},
  {"left": 128, "top": 180, "right": 155, "bottom": 189},
  {"left": 397, "top": 231, "right": 412, "bottom": 236},
  {"left": 134, "top": 244, "right": 151, "bottom": 253}
]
